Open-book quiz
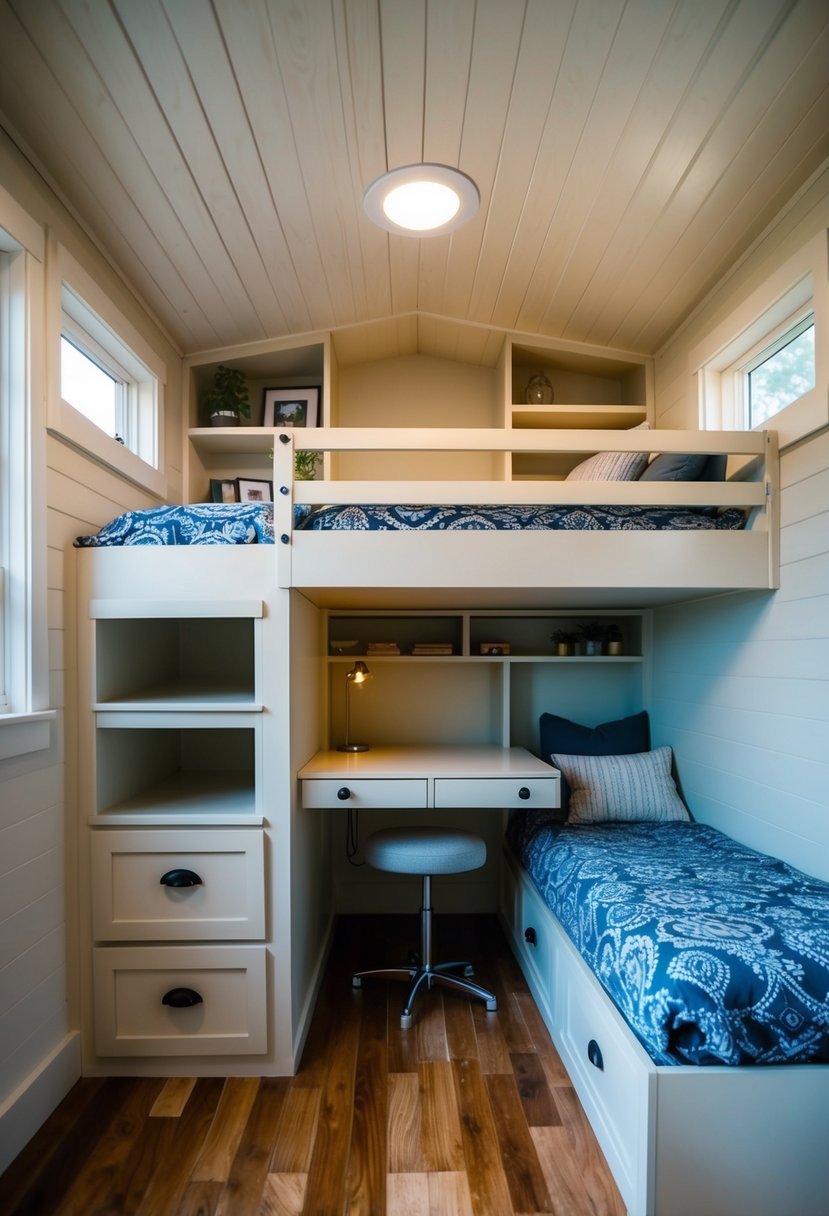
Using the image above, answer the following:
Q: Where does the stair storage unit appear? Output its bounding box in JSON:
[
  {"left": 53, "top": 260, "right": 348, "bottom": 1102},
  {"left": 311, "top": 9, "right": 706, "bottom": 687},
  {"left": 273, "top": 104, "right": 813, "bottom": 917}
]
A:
[{"left": 74, "top": 546, "right": 319, "bottom": 1078}]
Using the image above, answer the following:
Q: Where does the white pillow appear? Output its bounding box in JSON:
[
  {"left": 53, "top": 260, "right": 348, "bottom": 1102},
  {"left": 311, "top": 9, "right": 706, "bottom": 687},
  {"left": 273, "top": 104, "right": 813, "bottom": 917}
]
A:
[
  {"left": 550, "top": 746, "right": 690, "bottom": 824},
  {"left": 565, "top": 421, "right": 650, "bottom": 482}
]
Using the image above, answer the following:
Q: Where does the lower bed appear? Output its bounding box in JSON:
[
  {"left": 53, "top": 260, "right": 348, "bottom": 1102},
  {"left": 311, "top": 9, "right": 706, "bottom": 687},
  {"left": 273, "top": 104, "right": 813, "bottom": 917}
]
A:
[{"left": 501, "top": 816, "right": 829, "bottom": 1215}]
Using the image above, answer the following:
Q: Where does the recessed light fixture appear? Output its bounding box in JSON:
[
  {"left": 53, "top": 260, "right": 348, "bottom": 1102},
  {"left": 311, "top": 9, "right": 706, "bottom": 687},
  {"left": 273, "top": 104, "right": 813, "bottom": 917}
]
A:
[{"left": 363, "top": 164, "right": 479, "bottom": 237}]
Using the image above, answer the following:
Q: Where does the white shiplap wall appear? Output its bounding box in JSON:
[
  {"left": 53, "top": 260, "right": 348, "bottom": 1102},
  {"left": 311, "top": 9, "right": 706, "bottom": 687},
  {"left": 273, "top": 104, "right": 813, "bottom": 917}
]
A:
[
  {"left": 651, "top": 168, "right": 829, "bottom": 881},
  {"left": 0, "top": 130, "right": 181, "bottom": 1172}
]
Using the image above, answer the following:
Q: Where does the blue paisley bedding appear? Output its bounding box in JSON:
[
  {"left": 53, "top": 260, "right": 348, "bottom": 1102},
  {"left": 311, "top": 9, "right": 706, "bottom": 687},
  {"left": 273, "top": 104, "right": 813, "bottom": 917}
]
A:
[
  {"left": 507, "top": 817, "right": 829, "bottom": 1066},
  {"left": 74, "top": 503, "right": 275, "bottom": 546},
  {"left": 75, "top": 502, "right": 745, "bottom": 545},
  {"left": 295, "top": 503, "right": 746, "bottom": 531}
]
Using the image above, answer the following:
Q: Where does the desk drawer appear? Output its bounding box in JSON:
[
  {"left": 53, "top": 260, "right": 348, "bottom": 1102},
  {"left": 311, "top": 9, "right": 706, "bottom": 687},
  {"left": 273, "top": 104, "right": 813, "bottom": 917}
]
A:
[
  {"left": 302, "top": 778, "right": 427, "bottom": 809},
  {"left": 91, "top": 828, "right": 265, "bottom": 941},
  {"left": 435, "top": 776, "right": 559, "bottom": 809},
  {"left": 92, "top": 944, "right": 267, "bottom": 1056}
]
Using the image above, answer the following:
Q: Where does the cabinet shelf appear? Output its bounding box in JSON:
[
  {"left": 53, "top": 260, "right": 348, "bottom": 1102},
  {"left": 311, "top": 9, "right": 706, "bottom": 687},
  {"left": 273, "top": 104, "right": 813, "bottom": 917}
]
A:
[
  {"left": 91, "top": 771, "right": 257, "bottom": 824},
  {"left": 94, "top": 679, "right": 262, "bottom": 711}
]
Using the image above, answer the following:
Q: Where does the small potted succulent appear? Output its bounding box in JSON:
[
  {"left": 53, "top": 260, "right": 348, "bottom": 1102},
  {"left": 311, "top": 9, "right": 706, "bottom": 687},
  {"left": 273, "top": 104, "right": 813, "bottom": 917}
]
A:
[
  {"left": 551, "top": 629, "right": 577, "bottom": 656},
  {"left": 605, "top": 624, "right": 624, "bottom": 656},
  {"left": 201, "top": 364, "right": 250, "bottom": 427},
  {"left": 578, "top": 622, "right": 605, "bottom": 656}
]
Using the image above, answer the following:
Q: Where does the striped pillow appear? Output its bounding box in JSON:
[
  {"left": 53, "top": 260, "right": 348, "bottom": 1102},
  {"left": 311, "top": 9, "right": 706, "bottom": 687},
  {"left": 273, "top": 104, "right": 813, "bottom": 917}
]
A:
[
  {"left": 565, "top": 421, "right": 650, "bottom": 482},
  {"left": 550, "top": 746, "right": 690, "bottom": 824}
]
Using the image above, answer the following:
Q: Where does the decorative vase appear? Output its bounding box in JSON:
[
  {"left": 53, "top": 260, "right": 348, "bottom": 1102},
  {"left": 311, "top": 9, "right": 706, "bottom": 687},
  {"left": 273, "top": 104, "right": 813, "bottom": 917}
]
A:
[
  {"left": 524, "top": 374, "right": 554, "bottom": 405},
  {"left": 583, "top": 640, "right": 602, "bottom": 656},
  {"left": 607, "top": 641, "right": 623, "bottom": 656}
]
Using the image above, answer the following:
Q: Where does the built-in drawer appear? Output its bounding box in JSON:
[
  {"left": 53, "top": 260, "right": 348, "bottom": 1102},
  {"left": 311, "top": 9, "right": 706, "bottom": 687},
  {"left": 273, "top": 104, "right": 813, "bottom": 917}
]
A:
[
  {"left": 90, "top": 828, "right": 265, "bottom": 941},
  {"left": 518, "top": 867, "right": 555, "bottom": 1000},
  {"left": 301, "top": 778, "right": 427, "bottom": 808},
  {"left": 92, "top": 944, "right": 267, "bottom": 1056},
  {"left": 435, "top": 775, "right": 559, "bottom": 808},
  {"left": 553, "top": 929, "right": 650, "bottom": 1207}
]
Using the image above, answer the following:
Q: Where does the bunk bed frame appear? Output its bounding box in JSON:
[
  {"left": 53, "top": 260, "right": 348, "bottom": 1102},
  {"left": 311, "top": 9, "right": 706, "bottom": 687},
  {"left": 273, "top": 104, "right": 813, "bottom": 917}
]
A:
[
  {"left": 74, "top": 425, "right": 825, "bottom": 1215},
  {"left": 274, "top": 426, "right": 778, "bottom": 607}
]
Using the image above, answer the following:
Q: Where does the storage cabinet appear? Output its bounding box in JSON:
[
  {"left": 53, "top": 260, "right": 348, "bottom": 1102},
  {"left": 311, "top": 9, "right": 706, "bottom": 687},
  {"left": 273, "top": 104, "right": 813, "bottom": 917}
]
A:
[{"left": 79, "top": 587, "right": 272, "bottom": 1065}]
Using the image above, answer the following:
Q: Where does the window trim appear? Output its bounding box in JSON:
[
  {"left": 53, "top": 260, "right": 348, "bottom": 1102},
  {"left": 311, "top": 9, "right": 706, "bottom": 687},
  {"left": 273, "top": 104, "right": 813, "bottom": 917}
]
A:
[
  {"left": 694, "top": 229, "right": 828, "bottom": 448},
  {"left": 48, "top": 242, "right": 167, "bottom": 498},
  {"left": 0, "top": 184, "right": 53, "bottom": 756}
]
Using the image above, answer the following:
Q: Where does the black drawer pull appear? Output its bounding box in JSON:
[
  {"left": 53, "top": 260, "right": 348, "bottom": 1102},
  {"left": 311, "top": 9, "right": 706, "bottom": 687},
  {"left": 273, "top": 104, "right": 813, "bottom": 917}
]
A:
[
  {"left": 587, "top": 1038, "right": 604, "bottom": 1070},
  {"left": 524, "top": 926, "right": 537, "bottom": 946},
  {"left": 518, "top": 786, "right": 531, "bottom": 800},
  {"left": 337, "top": 787, "right": 351, "bottom": 800},
  {"left": 160, "top": 868, "right": 203, "bottom": 888},
  {"left": 162, "top": 987, "right": 203, "bottom": 1009}
]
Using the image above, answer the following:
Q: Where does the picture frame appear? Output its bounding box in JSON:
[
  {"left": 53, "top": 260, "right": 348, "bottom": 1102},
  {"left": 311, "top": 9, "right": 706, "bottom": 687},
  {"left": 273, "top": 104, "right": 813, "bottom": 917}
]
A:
[
  {"left": 236, "top": 477, "right": 273, "bottom": 503},
  {"left": 210, "top": 478, "right": 238, "bottom": 503},
  {"left": 262, "top": 386, "right": 320, "bottom": 428}
]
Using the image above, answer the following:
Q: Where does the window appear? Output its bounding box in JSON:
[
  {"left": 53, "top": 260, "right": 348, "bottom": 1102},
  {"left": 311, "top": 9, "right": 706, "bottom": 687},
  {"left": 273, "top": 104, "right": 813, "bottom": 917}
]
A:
[
  {"left": 49, "top": 246, "right": 166, "bottom": 497},
  {"left": 695, "top": 230, "right": 827, "bottom": 448},
  {"left": 745, "top": 316, "right": 815, "bottom": 427}
]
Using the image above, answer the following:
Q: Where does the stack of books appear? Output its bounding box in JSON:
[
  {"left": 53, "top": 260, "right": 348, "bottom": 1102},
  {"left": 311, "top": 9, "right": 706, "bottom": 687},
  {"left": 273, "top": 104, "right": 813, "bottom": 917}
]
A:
[
  {"left": 367, "top": 641, "right": 401, "bottom": 656},
  {"left": 411, "top": 642, "right": 454, "bottom": 656}
]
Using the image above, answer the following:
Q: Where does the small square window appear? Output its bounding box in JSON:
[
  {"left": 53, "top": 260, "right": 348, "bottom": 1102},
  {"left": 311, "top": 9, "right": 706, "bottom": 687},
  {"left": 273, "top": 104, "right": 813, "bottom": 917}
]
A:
[{"left": 746, "top": 318, "right": 815, "bottom": 427}]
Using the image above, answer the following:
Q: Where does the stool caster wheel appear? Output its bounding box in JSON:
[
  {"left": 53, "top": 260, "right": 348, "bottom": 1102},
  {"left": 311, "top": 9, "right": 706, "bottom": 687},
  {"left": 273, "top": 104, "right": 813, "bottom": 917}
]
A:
[
  {"left": 400, "top": 1011, "right": 413, "bottom": 1030},
  {"left": 463, "top": 964, "right": 475, "bottom": 978},
  {"left": 352, "top": 976, "right": 363, "bottom": 989}
]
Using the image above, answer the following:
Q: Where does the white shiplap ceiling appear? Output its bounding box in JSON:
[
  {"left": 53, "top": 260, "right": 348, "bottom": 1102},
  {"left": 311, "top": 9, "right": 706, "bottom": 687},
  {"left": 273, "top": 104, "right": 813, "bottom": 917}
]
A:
[{"left": 0, "top": 0, "right": 826, "bottom": 359}]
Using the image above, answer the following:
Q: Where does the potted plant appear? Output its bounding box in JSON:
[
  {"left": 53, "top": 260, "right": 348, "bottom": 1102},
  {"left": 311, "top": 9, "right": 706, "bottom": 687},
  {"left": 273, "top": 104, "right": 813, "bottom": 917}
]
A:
[
  {"left": 605, "top": 624, "right": 624, "bottom": 656},
  {"left": 201, "top": 364, "right": 250, "bottom": 427},
  {"left": 294, "top": 449, "right": 321, "bottom": 480},
  {"left": 578, "top": 622, "right": 605, "bottom": 656},
  {"left": 551, "top": 629, "right": 577, "bottom": 656}
]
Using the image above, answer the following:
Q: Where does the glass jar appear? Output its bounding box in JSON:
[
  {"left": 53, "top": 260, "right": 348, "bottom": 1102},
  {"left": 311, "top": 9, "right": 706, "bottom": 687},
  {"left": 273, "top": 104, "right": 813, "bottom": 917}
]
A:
[{"left": 524, "top": 374, "right": 554, "bottom": 404}]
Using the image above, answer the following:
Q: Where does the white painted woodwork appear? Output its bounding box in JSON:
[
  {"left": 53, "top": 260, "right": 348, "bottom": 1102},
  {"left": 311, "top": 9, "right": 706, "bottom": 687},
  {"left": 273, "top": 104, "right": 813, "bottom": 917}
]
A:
[
  {"left": 90, "top": 828, "right": 266, "bottom": 941},
  {"left": 501, "top": 852, "right": 829, "bottom": 1216},
  {"left": 92, "top": 944, "right": 267, "bottom": 1056}
]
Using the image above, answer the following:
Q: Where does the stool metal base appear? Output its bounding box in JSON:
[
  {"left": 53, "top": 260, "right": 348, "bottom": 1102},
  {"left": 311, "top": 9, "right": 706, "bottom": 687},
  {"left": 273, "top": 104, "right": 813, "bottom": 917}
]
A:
[{"left": 351, "top": 874, "right": 497, "bottom": 1028}]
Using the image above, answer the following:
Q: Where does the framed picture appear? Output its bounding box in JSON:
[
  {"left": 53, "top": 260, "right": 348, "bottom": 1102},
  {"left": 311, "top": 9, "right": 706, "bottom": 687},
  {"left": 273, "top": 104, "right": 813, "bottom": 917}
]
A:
[
  {"left": 262, "top": 386, "right": 320, "bottom": 428},
  {"left": 236, "top": 477, "right": 273, "bottom": 503},
  {"left": 210, "top": 478, "right": 238, "bottom": 503}
]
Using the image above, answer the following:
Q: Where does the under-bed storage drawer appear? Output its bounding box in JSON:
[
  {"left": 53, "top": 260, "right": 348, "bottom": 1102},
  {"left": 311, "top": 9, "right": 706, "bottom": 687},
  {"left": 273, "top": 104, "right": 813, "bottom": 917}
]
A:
[
  {"left": 517, "top": 868, "right": 555, "bottom": 1000},
  {"left": 92, "top": 944, "right": 267, "bottom": 1056},
  {"left": 552, "top": 928, "right": 651, "bottom": 1209},
  {"left": 90, "top": 828, "right": 265, "bottom": 940}
]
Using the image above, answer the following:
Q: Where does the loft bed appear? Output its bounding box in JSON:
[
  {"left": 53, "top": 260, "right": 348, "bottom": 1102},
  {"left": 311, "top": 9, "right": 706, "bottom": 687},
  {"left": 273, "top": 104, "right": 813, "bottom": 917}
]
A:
[
  {"left": 75, "top": 428, "right": 778, "bottom": 610},
  {"left": 274, "top": 426, "right": 778, "bottom": 608}
]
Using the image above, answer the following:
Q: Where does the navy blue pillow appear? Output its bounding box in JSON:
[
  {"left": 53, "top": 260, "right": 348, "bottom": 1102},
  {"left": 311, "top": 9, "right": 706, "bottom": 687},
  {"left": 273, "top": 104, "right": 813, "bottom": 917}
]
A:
[
  {"left": 639, "top": 452, "right": 707, "bottom": 481},
  {"left": 539, "top": 710, "right": 650, "bottom": 813}
]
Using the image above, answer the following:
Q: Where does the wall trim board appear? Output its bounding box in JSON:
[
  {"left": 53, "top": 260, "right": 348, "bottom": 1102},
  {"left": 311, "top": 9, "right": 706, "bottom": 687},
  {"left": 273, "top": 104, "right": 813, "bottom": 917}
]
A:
[{"left": 0, "top": 1032, "right": 80, "bottom": 1175}]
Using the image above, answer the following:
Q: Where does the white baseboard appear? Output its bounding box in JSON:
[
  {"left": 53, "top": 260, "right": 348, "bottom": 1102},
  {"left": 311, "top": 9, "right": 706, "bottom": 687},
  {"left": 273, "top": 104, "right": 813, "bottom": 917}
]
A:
[{"left": 0, "top": 1033, "right": 81, "bottom": 1175}]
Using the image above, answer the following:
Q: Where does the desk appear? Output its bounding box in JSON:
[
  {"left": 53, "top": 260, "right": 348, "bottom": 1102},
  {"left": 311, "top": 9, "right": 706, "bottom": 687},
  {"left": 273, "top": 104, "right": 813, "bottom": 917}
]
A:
[{"left": 298, "top": 744, "right": 560, "bottom": 810}]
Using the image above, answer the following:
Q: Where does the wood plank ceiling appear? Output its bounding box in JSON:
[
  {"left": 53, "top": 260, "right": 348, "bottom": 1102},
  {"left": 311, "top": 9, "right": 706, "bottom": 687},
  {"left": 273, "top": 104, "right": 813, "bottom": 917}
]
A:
[{"left": 0, "top": 0, "right": 826, "bottom": 359}]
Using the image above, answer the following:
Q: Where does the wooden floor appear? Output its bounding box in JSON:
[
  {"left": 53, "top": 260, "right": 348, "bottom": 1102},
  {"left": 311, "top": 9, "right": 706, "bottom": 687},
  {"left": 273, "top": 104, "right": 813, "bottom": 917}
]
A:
[{"left": 0, "top": 914, "right": 624, "bottom": 1215}]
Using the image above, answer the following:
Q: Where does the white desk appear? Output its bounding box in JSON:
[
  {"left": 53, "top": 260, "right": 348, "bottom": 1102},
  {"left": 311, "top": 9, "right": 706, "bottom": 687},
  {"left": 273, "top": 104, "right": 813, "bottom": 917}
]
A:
[{"left": 298, "top": 744, "right": 560, "bottom": 810}]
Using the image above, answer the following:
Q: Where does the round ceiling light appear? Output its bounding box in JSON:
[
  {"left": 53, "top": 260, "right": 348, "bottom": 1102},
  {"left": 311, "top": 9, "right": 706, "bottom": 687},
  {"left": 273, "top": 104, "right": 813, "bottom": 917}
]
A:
[{"left": 363, "top": 164, "right": 479, "bottom": 237}]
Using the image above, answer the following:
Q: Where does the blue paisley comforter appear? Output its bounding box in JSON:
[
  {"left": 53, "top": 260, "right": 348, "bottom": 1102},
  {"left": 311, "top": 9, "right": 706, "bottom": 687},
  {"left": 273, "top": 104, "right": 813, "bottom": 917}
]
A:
[
  {"left": 75, "top": 502, "right": 745, "bottom": 545},
  {"left": 296, "top": 503, "right": 746, "bottom": 531},
  {"left": 74, "top": 503, "right": 275, "bottom": 546},
  {"left": 507, "top": 817, "right": 829, "bottom": 1066}
]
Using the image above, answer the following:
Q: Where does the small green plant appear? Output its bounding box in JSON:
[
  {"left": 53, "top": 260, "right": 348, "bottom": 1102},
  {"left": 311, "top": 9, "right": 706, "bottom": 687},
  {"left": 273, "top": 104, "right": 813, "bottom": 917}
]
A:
[
  {"left": 294, "top": 449, "right": 322, "bottom": 480},
  {"left": 551, "top": 629, "right": 577, "bottom": 644},
  {"left": 201, "top": 365, "right": 250, "bottom": 423},
  {"left": 578, "top": 622, "right": 605, "bottom": 642}
]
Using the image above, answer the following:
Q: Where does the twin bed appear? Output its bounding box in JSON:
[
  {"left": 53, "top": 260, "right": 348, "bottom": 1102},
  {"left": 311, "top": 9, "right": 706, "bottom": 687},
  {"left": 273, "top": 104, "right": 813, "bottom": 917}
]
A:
[{"left": 76, "top": 425, "right": 828, "bottom": 1214}]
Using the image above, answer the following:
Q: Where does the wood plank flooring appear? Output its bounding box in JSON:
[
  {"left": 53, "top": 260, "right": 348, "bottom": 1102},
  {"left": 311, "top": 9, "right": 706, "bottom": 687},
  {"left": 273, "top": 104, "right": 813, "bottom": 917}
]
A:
[{"left": 0, "top": 914, "right": 624, "bottom": 1215}]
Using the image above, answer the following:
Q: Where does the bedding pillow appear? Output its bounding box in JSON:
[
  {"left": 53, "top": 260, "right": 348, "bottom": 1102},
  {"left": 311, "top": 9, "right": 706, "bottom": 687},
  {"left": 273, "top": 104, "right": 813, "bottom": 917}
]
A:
[
  {"left": 539, "top": 709, "right": 650, "bottom": 815},
  {"left": 639, "top": 451, "right": 708, "bottom": 481},
  {"left": 639, "top": 451, "right": 727, "bottom": 483},
  {"left": 565, "top": 421, "right": 650, "bottom": 483},
  {"left": 551, "top": 746, "right": 690, "bottom": 824}
]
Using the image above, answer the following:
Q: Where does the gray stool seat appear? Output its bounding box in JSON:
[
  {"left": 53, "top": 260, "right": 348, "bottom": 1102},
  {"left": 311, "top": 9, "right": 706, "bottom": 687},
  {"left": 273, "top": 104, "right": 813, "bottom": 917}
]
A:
[{"left": 352, "top": 826, "right": 498, "bottom": 1028}]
